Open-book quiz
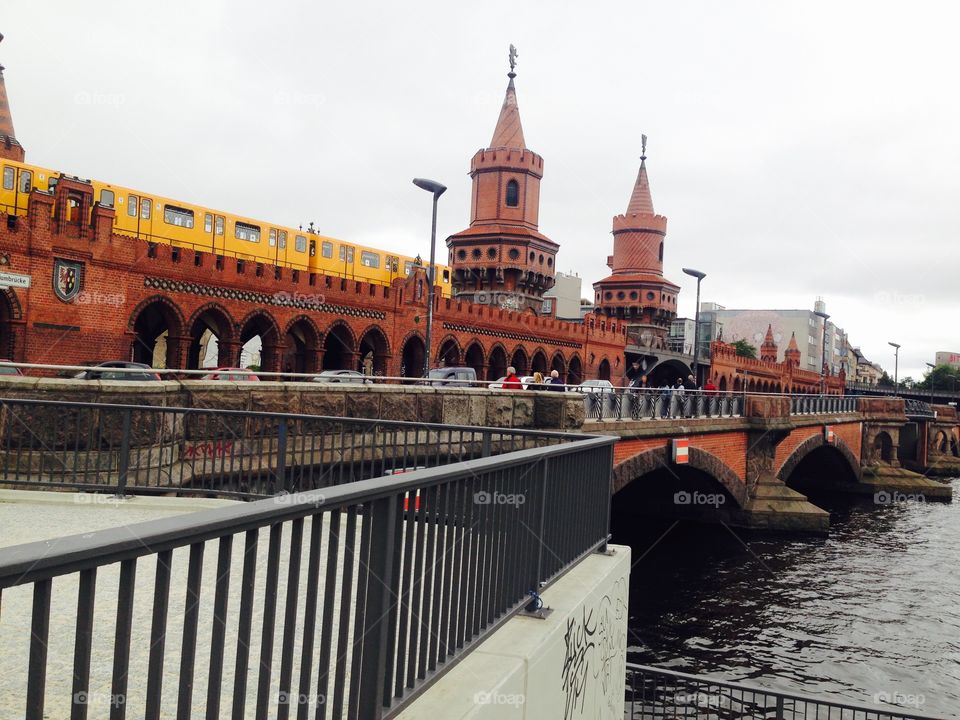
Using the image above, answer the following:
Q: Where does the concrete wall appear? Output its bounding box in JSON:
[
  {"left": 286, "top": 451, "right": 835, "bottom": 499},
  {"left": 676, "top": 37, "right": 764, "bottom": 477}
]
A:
[
  {"left": 0, "top": 378, "right": 587, "bottom": 430},
  {"left": 397, "top": 545, "right": 630, "bottom": 720}
]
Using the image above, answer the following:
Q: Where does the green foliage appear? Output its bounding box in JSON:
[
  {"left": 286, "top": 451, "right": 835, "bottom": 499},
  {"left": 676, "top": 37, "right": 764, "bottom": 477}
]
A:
[
  {"left": 917, "top": 364, "right": 960, "bottom": 391},
  {"left": 877, "top": 371, "right": 894, "bottom": 388},
  {"left": 732, "top": 339, "right": 757, "bottom": 359}
]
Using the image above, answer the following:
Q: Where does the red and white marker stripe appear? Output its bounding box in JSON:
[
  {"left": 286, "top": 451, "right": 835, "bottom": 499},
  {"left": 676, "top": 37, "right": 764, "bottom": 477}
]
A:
[{"left": 672, "top": 438, "right": 690, "bottom": 464}]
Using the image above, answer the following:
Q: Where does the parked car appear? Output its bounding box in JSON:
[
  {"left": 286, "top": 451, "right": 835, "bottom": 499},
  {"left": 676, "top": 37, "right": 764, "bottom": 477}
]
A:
[
  {"left": 488, "top": 375, "right": 535, "bottom": 390},
  {"left": 73, "top": 361, "right": 162, "bottom": 381},
  {"left": 312, "top": 369, "right": 371, "bottom": 385},
  {"left": 574, "top": 379, "right": 615, "bottom": 394},
  {"left": 201, "top": 368, "right": 260, "bottom": 381},
  {"left": 0, "top": 360, "right": 23, "bottom": 376},
  {"left": 425, "top": 367, "right": 478, "bottom": 387}
]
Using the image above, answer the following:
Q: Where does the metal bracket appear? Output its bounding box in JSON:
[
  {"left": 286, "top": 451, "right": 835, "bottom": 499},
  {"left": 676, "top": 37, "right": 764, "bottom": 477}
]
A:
[{"left": 518, "top": 606, "right": 554, "bottom": 620}]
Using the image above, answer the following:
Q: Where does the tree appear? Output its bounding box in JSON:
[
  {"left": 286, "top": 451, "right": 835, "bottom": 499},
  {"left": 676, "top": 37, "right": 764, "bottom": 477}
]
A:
[
  {"left": 917, "top": 364, "right": 960, "bottom": 391},
  {"left": 732, "top": 339, "right": 757, "bottom": 359},
  {"left": 900, "top": 376, "right": 915, "bottom": 390},
  {"left": 877, "top": 371, "right": 894, "bottom": 388}
]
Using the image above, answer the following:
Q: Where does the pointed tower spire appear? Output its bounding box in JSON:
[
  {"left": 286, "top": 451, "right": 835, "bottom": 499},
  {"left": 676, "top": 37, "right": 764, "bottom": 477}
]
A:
[
  {"left": 489, "top": 44, "right": 526, "bottom": 149},
  {"left": 0, "top": 33, "right": 24, "bottom": 161},
  {"left": 761, "top": 324, "right": 778, "bottom": 363},
  {"left": 784, "top": 331, "right": 801, "bottom": 369},
  {"left": 626, "top": 134, "right": 654, "bottom": 215}
]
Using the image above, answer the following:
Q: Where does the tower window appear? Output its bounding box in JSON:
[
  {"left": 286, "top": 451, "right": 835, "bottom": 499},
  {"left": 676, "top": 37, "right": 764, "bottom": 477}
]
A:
[
  {"left": 658, "top": 242, "right": 664, "bottom": 262},
  {"left": 505, "top": 179, "right": 519, "bottom": 207}
]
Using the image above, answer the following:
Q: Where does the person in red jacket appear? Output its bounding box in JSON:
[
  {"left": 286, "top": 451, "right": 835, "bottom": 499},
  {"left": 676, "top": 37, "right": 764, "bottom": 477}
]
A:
[{"left": 503, "top": 366, "right": 522, "bottom": 390}]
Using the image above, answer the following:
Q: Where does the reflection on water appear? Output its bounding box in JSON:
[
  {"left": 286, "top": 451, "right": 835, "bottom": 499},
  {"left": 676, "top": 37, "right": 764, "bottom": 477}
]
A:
[{"left": 618, "top": 479, "right": 960, "bottom": 717}]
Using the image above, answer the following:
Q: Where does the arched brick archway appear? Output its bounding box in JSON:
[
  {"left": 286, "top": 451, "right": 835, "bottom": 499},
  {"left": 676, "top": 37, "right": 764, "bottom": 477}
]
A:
[
  {"left": 550, "top": 351, "right": 566, "bottom": 378},
  {"left": 398, "top": 331, "right": 425, "bottom": 378},
  {"left": 464, "top": 341, "right": 485, "bottom": 379},
  {"left": 436, "top": 335, "right": 462, "bottom": 367},
  {"left": 239, "top": 310, "right": 281, "bottom": 372},
  {"left": 510, "top": 346, "right": 529, "bottom": 375},
  {"left": 598, "top": 357, "right": 611, "bottom": 382},
  {"left": 358, "top": 325, "right": 391, "bottom": 376},
  {"left": 612, "top": 445, "right": 748, "bottom": 508},
  {"left": 128, "top": 295, "right": 185, "bottom": 368},
  {"left": 776, "top": 434, "right": 862, "bottom": 485},
  {"left": 283, "top": 315, "right": 322, "bottom": 375},
  {"left": 186, "top": 303, "right": 235, "bottom": 370},
  {"left": 531, "top": 348, "right": 548, "bottom": 374},
  {"left": 322, "top": 320, "right": 357, "bottom": 371},
  {"left": 567, "top": 354, "right": 583, "bottom": 386},
  {"left": 0, "top": 288, "right": 23, "bottom": 360},
  {"left": 487, "top": 344, "right": 508, "bottom": 380}
]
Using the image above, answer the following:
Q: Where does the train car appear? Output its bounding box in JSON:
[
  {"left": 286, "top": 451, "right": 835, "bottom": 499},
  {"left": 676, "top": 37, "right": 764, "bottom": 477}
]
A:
[{"left": 0, "top": 158, "right": 453, "bottom": 295}]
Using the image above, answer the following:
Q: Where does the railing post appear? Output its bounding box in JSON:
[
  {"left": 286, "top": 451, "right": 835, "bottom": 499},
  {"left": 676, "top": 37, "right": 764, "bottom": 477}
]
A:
[
  {"left": 481, "top": 430, "right": 491, "bottom": 458},
  {"left": 534, "top": 457, "right": 549, "bottom": 583},
  {"left": 276, "top": 417, "right": 288, "bottom": 492},
  {"left": 116, "top": 408, "right": 131, "bottom": 497}
]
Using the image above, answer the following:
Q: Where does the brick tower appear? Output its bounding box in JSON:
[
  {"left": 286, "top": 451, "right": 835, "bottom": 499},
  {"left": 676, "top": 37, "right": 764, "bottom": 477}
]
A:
[
  {"left": 0, "top": 34, "right": 24, "bottom": 162},
  {"left": 784, "top": 332, "right": 801, "bottom": 368},
  {"left": 760, "top": 324, "right": 778, "bottom": 362},
  {"left": 593, "top": 140, "right": 679, "bottom": 349},
  {"left": 445, "top": 46, "right": 558, "bottom": 314}
]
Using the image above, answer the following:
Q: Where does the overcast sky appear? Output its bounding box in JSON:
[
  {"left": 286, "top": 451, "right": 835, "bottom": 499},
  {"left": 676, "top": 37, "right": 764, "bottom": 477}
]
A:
[{"left": 4, "top": 1, "right": 957, "bottom": 380}]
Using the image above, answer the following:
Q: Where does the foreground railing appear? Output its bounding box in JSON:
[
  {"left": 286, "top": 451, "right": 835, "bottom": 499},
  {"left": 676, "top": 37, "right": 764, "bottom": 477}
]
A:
[
  {"left": 789, "top": 394, "right": 859, "bottom": 415},
  {"left": 0, "top": 428, "right": 615, "bottom": 719},
  {"left": 0, "top": 398, "right": 572, "bottom": 498},
  {"left": 625, "top": 664, "right": 945, "bottom": 719}
]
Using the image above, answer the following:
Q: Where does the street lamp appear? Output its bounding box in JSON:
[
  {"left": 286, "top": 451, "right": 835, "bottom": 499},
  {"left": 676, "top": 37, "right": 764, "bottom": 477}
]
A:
[
  {"left": 682, "top": 268, "right": 706, "bottom": 385},
  {"left": 814, "top": 309, "right": 830, "bottom": 395},
  {"left": 888, "top": 341, "right": 900, "bottom": 396},
  {"left": 925, "top": 362, "right": 935, "bottom": 404},
  {"left": 412, "top": 177, "right": 447, "bottom": 377}
]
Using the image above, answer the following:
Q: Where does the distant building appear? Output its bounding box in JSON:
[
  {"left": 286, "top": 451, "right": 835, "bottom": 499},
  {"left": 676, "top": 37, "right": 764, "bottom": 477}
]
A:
[
  {"left": 543, "top": 271, "right": 583, "bottom": 321},
  {"left": 935, "top": 351, "right": 960, "bottom": 369}
]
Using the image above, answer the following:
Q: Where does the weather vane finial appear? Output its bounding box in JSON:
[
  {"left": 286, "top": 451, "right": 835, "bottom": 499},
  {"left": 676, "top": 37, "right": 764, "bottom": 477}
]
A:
[
  {"left": 641, "top": 133, "right": 648, "bottom": 160},
  {"left": 508, "top": 44, "right": 518, "bottom": 77}
]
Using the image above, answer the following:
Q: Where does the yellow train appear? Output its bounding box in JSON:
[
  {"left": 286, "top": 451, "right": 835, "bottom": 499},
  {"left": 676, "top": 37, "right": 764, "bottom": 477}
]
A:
[{"left": 0, "top": 158, "right": 453, "bottom": 294}]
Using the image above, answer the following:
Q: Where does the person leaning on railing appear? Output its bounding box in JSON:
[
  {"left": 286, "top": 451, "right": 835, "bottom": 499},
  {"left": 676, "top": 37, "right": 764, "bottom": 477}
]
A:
[{"left": 547, "top": 369, "right": 565, "bottom": 391}]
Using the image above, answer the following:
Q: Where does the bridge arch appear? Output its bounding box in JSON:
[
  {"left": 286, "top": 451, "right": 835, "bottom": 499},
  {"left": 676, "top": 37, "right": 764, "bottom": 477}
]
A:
[
  {"left": 531, "top": 348, "right": 548, "bottom": 374},
  {"left": 550, "top": 351, "right": 566, "bottom": 378},
  {"left": 186, "top": 303, "right": 235, "bottom": 370},
  {"left": 567, "top": 354, "right": 583, "bottom": 386},
  {"left": 647, "top": 358, "right": 690, "bottom": 388},
  {"left": 612, "top": 445, "right": 748, "bottom": 508},
  {"left": 435, "top": 335, "right": 462, "bottom": 367},
  {"left": 777, "top": 434, "right": 861, "bottom": 492},
  {"left": 357, "top": 324, "right": 390, "bottom": 376},
  {"left": 510, "top": 345, "right": 529, "bottom": 375},
  {"left": 398, "top": 331, "right": 425, "bottom": 378},
  {"left": 464, "top": 341, "right": 485, "bottom": 379},
  {"left": 321, "top": 320, "right": 357, "bottom": 371},
  {"left": 239, "top": 310, "right": 281, "bottom": 372},
  {"left": 283, "top": 315, "right": 322, "bottom": 375},
  {"left": 487, "top": 343, "right": 508, "bottom": 380},
  {"left": 128, "top": 295, "right": 185, "bottom": 368}
]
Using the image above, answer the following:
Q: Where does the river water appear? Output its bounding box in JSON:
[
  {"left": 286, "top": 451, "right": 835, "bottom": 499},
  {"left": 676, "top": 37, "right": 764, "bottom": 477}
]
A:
[{"left": 619, "top": 478, "right": 960, "bottom": 718}]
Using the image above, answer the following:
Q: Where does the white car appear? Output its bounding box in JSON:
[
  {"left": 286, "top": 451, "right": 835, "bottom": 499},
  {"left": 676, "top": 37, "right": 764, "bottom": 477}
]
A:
[
  {"left": 574, "top": 379, "right": 615, "bottom": 394},
  {"left": 312, "top": 369, "right": 371, "bottom": 385}
]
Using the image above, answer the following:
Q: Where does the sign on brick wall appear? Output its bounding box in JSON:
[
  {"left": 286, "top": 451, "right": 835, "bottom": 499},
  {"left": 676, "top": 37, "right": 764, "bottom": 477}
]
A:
[{"left": 672, "top": 438, "right": 689, "bottom": 464}]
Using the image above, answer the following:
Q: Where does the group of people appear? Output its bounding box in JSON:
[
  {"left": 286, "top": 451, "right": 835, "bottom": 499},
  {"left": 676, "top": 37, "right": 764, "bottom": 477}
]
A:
[
  {"left": 624, "top": 361, "right": 718, "bottom": 395},
  {"left": 501, "top": 366, "right": 566, "bottom": 391}
]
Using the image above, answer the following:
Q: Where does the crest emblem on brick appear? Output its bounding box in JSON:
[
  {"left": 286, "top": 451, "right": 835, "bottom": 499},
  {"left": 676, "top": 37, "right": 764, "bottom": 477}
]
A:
[{"left": 53, "top": 259, "right": 83, "bottom": 302}]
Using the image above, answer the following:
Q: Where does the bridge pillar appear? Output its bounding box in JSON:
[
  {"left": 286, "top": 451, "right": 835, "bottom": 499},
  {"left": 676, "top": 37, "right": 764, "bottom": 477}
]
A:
[{"left": 924, "top": 405, "right": 960, "bottom": 477}]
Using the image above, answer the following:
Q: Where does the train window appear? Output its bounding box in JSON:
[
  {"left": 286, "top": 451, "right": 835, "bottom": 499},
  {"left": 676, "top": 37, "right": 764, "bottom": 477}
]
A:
[
  {"left": 339, "top": 246, "right": 354, "bottom": 263},
  {"left": 404, "top": 261, "right": 413, "bottom": 276},
  {"left": 443, "top": 269, "right": 450, "bottom": 282},
  {"left": 19, "top": 171, "right": 32, "bottom": 193},
  {"left": 309, "top": 240, "right": 316, "bottom": 257},
  {"left": 2, "top": 167, "right": 13, "bottom": 190},
  {"left": 163, "top": 204, "right": 194, "bottom": 228},
  {"left": 141, "top": 198, "right": 151, "bottom": 220},
  {"left": 279, "top": 231, "right": 287, "bottom": 249},
  {"left": 235, "top": 222, "right": 261, "bottom": 242},
  {"left": 321, "top": 241, "right": 333, "bottom": 258},
  {"left": 269, "top": 229, "right": 277, "bottom": 247},
  {"left": 100, "top": 189, "right": 115, "bottom": 207},
  {"left": 128, "top": 195, "right": 138, "bottom": 217},
  {"left": 295, "top": 235, "right": 307, "bottom": 253},
  {"left": 360, "top": 251, "right": 380, "bottom": 268},
  {"left": 215, "top": 216, "right": 224, "bottom": 235},
  {"left": 204, "top": 213, "right": 212, "bottom": 233}
]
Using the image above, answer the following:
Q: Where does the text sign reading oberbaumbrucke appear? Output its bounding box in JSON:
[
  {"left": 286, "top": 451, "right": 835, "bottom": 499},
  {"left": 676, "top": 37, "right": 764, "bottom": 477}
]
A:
[{"left": 0, "top": 272, "right": 30, "bottom": 289}]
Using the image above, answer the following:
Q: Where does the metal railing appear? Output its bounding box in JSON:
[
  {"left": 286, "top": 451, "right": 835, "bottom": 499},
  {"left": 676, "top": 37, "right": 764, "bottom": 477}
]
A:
[
  {"left": 0, "top": 398, "right": 575, "bottom": 498},
  {"left": 0, "top": 413, "right": 615, "bottom": 719},
  {"left": 625, "top": 663, "right": 946, "bottom": 719},
  {"left": 903, "top": 398, "right": 936, "bottom": 419}
]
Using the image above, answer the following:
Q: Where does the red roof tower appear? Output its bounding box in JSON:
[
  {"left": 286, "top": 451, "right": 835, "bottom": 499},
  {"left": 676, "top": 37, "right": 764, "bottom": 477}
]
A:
[
  {"left": 760, "top": 324, "right": 779, "bottom": 362},
  {"left": 0, "top": 34, "right": 24, "bottom": 162},
  {"left": 445, "top": 46, "right": 558, "bottom": 314}
]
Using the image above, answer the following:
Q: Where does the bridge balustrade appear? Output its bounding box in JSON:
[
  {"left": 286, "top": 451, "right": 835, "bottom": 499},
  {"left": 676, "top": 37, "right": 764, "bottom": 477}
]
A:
[
  {"left": 0, "top": 401, "right": 615, "bottom": 719},
  {"left": 626, "top": 663, "right": 943, "bottom": 720}
]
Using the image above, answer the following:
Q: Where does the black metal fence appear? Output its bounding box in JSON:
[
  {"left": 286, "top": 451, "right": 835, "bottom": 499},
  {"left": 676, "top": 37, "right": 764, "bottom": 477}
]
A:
[
  {"left": 625, "top": 664, "right": 945, "bottom": 719},
  {"left": 789, "top": 395, "right": 859, "bottom": 415},
  {"left": 0, "top": 398, "right": 573, "bottom": 498},
  {"left": 0, "top": 413, "right": 615, "bottom": 719}
]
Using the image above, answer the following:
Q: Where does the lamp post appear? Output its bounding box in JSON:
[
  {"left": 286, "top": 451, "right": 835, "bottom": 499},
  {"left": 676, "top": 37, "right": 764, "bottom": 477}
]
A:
[
  {"left": 888, "top": 341, "right": 900, "bottom": 396},
  {"left": 925, "top": 362, "right": 935, "bottom": 404},
  {"left": 412, "top": 178, "right": 447, "bottom": 377},
  {"left": 814, "top": 309, "right": 830, "bottom": 395},
  {"left": 682, "top": 268, "right": 706, "bottom": 386}
]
